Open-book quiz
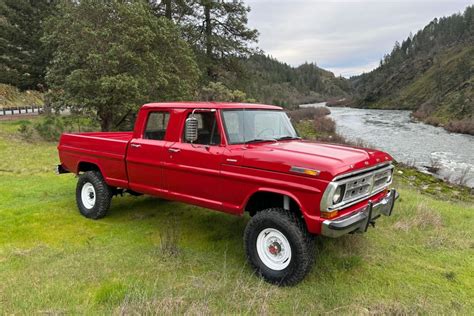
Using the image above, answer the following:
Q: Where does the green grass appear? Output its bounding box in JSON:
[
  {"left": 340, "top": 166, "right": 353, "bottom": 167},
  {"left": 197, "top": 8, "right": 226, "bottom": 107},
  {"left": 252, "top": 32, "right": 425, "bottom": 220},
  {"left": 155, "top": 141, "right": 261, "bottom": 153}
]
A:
[{"left": 1, "top": 118, "right": 473, "bottom": 314}]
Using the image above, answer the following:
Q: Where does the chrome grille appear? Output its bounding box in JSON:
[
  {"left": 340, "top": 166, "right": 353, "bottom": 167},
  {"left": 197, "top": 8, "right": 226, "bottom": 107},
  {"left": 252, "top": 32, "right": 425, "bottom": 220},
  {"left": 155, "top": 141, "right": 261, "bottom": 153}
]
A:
[
  {"left": 343, "top": 174, "right": 372, "bottom": 201},
  {"left": 373, "top": 168, "right": 392, "bottom": 191},
  {"left": 323, "top": 164, "right": 394, "bottom": 211},
  {"left": 341, "top": 167, "right": 393, "bottom": 203}
]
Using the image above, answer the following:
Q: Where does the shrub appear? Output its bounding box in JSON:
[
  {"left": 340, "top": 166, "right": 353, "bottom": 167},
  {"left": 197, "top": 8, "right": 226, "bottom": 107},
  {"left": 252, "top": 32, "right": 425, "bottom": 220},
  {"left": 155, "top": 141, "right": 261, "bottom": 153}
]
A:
[
  {"left": 313, "top": 116, "right": 336, "bottom": 134},
  {"left": 34, "top": 115, "right": 100, "bottom": 141},
  {"left": 287, "top": 106, "right": 331, "bottom": 122},
  {"left": 445, "top": 118, "right": 474, "bottom": 135},
  {"left": 18, "top": 121, "right": 34, "bottom": 141},
  {"left": 34, "top": 116, "right": 65, "bottom": 141}
]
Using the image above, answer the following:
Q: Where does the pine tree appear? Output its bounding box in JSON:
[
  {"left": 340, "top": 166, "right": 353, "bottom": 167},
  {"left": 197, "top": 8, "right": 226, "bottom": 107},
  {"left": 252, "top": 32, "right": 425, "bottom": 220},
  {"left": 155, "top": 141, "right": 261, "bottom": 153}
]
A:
[
  {"left": 149, "top": 0, "right": 258, "bottom": 80},
  {"left": 0, "top": 0, "right": 56, "bottom": 90}
]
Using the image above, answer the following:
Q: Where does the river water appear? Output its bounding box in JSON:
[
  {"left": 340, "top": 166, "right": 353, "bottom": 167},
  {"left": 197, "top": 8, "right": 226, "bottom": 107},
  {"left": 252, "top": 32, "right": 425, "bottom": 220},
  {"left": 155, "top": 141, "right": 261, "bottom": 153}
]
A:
[{"left": 300, "top": 103, "right": 474, "bottom": 187}]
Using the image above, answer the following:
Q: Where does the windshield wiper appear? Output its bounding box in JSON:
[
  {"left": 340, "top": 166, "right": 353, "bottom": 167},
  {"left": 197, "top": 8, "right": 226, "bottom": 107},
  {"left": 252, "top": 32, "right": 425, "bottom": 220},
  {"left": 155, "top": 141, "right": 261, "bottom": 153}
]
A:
[
  {"left": 275, "top": 136, "right": 301, "bottom": 141},
  {"left": 244, "top": 138, "right": 277, "bottom": 144}
]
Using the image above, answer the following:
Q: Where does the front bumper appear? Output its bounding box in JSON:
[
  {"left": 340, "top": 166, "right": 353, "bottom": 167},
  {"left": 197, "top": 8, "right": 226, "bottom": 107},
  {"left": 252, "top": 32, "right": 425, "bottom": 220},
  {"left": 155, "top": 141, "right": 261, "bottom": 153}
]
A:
[{"left": 321, "top": 189, "right": 399, "bottom": 238}]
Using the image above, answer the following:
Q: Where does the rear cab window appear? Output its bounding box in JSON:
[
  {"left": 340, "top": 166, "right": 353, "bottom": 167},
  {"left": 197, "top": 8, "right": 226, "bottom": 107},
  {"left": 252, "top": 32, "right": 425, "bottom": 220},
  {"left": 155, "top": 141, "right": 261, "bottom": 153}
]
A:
[{"left": 144, "top": 111, "right": 170, "bottom": 140}]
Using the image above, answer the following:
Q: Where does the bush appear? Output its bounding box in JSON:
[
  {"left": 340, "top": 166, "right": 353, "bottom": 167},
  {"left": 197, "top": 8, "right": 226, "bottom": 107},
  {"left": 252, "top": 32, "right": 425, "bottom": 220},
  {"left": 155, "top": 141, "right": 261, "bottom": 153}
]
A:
[
  {"left": 287, "top": 106, "right": 331, "bottom": 122},
  {"left": 313, "top": 116, "right": 336, "bottom": 134},
  {"left": 34, "top": 115, "right": 100, "bottom": 141},
  {"left": 445, "top": 118, "right": 474, "bottom": 135},
  {"left": 18, "top": 121, "right": 34, "bottom": 141},
  {"left": 33, "top": 116, "right": 64, "bottom": 141}
]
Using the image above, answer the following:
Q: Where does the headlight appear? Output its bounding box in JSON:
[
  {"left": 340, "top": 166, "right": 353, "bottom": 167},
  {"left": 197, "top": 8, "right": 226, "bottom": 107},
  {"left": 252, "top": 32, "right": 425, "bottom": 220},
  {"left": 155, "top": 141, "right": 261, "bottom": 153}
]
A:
[{"left": 332, "top": 185, "right": 345, "bottom": 204}]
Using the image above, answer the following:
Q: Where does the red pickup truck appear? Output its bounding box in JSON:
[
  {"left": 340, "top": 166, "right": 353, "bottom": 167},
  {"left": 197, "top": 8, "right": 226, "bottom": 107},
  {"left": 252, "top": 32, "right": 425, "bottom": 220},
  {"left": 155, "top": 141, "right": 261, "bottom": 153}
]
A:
[{"left": 57, "top": 102, "right": 398, "bottom": 285}]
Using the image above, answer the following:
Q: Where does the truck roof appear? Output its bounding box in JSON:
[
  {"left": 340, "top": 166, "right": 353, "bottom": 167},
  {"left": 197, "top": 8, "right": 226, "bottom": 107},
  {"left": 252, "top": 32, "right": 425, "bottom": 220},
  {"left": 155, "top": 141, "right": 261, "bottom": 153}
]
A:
[{"left": 142, "top": 102, "right": 282, "bottom": 110}]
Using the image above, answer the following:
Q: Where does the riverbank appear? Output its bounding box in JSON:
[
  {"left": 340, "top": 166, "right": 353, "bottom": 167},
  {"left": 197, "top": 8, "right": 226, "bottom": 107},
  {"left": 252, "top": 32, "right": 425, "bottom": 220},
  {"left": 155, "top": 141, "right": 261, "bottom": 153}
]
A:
[
  {"left": 325, "top": 97, "right": 474, "bottom": 136},
  {"left": 325, "top": 98, "right": 474, "bottom": 135},
  {"left": 290, "top": 107, "right": 473, "bottom": 201},
  {"left": 295, "top": 104, "right": 474, "bottom": 188}
]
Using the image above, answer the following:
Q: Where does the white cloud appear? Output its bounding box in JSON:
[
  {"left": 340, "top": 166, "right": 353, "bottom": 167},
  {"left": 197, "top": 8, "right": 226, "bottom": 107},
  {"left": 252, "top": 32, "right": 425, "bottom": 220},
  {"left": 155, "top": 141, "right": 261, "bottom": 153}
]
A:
[
  {"left": 326, "top": 61, "right": 381, "bottom": 78},
  {"left": 246, "top": 0, "right": 472, "bottom": 77}
]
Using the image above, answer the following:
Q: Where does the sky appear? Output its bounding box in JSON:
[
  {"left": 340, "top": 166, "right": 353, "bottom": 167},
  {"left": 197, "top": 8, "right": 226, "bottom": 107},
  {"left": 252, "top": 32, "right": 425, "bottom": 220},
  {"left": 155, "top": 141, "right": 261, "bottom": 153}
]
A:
[{"left": 246, "top": 0, "right": 472, "bottom": 77}]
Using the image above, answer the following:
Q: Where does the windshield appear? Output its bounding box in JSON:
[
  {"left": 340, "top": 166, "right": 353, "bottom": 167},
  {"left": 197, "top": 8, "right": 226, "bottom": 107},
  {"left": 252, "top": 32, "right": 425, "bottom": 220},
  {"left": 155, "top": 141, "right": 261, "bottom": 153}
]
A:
[{"left": 221, "top": 109, "right": 298, "bottom": 144}]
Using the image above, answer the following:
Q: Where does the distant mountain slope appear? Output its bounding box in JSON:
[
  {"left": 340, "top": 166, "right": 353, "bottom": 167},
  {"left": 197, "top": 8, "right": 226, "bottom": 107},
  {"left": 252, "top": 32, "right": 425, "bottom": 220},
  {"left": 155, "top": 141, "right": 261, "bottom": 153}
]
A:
[
  {"left": 228, "top": 54, "right": 351, "bottom": 107},
  {"left": 352, "top": 6, "right": 474, "bottom": 134}
]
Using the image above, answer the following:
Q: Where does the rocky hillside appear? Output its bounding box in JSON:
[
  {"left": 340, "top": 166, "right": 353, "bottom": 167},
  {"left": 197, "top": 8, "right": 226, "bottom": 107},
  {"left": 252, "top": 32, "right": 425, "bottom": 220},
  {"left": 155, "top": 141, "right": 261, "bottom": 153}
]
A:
[
  {"left": 352, "top": 6, "right": 474, "bottom": 134},
  {"left": 0, "top": 84, "right": 43, "bottom": 108}
]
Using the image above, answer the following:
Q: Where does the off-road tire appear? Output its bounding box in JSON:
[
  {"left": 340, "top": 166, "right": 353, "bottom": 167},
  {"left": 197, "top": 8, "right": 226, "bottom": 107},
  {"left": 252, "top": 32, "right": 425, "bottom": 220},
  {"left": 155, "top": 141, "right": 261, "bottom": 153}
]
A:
[
  {"left": 244, "top": 208, "right": 315, "bottom": 286},
  {"left": 76, "top": 171, "right": 113, "bottom": 219}
]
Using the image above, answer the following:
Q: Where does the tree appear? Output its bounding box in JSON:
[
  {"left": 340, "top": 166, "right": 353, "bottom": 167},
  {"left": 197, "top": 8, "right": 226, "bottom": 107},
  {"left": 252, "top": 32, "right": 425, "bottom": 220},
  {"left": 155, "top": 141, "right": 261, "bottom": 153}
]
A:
[
  {"left": 44, "top": 0, "right": 199, "bottom": 131},
  {"left": 0, "top": 0, "right": 56, "bottom": 90},
  {"left": 199, "top": 81, "right": 253, "bottom": 102},
  {"left": 148, "top": 0, "right": 193, "bottom": 22},
  {"left": 158, "top": 0, "right": 258, "bottom": 79},
  {"left": 198, "top": 0, "right": 258, "bottom": 78}
]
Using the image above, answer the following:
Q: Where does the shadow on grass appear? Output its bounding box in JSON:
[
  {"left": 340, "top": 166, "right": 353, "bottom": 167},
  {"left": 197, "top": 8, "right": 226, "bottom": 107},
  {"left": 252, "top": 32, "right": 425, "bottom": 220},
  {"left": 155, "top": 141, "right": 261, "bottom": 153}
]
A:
[{"left": 104, "top": 195, "right": 368, "bottom": 278}]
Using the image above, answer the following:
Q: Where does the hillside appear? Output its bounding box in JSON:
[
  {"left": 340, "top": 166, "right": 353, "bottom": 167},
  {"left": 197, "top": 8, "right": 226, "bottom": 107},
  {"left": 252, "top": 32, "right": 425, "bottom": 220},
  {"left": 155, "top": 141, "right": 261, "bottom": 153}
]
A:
[
  {"left": 0, "top": 84, "right": 44, "bottom": 108},
  {"left": 352, "top": 6, "right": 474, "bottom": 134},
  {"left": 223, "top": 54, "right": 352, "bottom": 108}
]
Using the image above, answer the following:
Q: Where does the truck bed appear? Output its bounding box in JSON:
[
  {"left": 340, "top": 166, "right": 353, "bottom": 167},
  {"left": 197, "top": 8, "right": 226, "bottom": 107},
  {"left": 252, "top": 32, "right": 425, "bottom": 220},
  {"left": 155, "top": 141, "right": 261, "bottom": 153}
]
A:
[{"left": 58, "top": 132, "right": 133, "bottom": 188}]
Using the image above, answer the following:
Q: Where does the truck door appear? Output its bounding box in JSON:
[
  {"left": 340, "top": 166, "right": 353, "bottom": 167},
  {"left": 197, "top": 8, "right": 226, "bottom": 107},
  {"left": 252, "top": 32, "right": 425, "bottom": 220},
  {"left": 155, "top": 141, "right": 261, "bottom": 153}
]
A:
[
  {"left": 126, "top": 110, "right": 170, "bottom": 195},
  {"left": 162, "top": 110, "right": 225, "bottom": 208}
]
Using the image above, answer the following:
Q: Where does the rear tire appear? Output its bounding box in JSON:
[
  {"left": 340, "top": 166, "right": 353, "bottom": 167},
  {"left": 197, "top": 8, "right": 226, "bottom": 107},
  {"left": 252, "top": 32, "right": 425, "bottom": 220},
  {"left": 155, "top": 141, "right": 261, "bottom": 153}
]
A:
[
  {"left": 76, "top": 171, "right": 113, "bottom": 219},
  {"left": 244, "top": 208, "right": 315, "bottom": 286}
]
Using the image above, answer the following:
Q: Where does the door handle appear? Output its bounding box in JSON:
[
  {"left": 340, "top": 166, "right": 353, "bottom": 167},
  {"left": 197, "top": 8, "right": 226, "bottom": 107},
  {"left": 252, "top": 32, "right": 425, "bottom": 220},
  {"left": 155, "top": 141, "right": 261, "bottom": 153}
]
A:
[
  {"left": 130, "top": 143, "right": 141, "bottom": 148},
  {"left": 168, "top": 147, "right": 181, "bottom": 153}
]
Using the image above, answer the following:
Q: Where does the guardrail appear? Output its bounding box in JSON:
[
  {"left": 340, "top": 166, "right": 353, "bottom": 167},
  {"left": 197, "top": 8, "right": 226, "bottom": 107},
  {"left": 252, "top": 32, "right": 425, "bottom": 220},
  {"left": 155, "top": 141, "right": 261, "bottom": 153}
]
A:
[{"left": 0, "top": 105, "right": 44, "bottom": 116}]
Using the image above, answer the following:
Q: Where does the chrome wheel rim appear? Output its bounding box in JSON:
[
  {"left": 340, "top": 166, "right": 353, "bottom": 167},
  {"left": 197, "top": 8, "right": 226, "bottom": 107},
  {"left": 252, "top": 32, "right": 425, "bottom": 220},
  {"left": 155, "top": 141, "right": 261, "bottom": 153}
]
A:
[
  {"left": 81, "top": 182, "right": 96, "bottom": 209},
  {"left": 256, "top": 228, "right": 292, "bottom": 270}
]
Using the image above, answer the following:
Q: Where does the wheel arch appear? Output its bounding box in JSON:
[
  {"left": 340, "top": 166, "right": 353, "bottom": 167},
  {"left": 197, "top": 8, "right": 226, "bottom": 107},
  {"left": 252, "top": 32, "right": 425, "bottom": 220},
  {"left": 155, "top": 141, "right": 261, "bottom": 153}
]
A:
[
  {"left": 243, "top": 188, "right": 306, "bottom": 220},
  {"left": 76, "top": 160, "right": 103, "bottom": 175}
]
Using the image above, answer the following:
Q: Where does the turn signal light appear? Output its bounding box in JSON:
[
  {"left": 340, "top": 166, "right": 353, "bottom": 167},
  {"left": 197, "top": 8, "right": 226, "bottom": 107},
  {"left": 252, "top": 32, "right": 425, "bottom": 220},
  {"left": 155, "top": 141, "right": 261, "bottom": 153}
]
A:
[
  {"left": 321, "top": 210, "right": 338, "bottom": 219},
  {"left": 303, "top": 169, "right": 319, "bottom": 176},
  {"left": 290, "top": 166, "right": 320, "bottom": 176}
]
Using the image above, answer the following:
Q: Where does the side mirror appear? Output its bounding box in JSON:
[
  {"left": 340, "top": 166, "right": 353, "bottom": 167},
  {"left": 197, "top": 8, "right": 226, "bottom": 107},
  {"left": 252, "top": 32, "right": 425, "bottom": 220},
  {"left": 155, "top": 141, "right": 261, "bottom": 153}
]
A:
[{"left": 185, "top": 116, "right": 198, "bottom": 143}]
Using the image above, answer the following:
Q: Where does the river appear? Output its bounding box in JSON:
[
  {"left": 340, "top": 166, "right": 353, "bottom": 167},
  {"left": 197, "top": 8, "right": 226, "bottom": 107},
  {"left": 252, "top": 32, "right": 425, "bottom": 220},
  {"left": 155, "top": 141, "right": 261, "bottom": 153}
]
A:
[{"left": 300, "top": 103, "right": 474, "bottom": 188}]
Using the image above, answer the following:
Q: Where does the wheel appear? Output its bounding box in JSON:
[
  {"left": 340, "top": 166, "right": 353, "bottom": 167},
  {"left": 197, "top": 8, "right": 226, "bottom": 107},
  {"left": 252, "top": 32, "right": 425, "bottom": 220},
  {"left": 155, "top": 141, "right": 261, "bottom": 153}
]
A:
[
  {"left": 244, "top": 208, "right": 315, "bottom": 286},
  {"left": 76, "top": 170, "right": 113, "bottom": 219}
]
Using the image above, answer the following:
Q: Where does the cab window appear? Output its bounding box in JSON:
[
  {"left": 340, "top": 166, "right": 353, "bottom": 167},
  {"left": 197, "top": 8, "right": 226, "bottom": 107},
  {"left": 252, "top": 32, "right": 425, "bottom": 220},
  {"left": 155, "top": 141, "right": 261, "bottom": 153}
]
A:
[
  {"left": 144, "top": 111, "right": 170, "bottom": 140},
  {"left": 183, "top": 111, "right": 221, "bottom": 145}
]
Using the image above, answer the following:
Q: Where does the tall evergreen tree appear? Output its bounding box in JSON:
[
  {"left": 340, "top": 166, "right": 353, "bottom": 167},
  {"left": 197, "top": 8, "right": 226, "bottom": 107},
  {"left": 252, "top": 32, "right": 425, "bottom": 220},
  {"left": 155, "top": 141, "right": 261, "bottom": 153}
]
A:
[
  {"left": 0, "top": 0, "right": 56, "bottom": 90},
  {"left": 149, "top": 0, "right": 258, "bottom": 80}
]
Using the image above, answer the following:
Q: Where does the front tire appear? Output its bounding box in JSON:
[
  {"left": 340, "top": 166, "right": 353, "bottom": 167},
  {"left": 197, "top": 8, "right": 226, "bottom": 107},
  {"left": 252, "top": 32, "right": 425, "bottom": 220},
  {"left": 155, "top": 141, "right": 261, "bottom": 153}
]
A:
[
  {"left": 76, "top": 171, "right": 113, "bottom": 219},
  {"left": 244, "top": 208, "right": 315, "bottom": 286}
]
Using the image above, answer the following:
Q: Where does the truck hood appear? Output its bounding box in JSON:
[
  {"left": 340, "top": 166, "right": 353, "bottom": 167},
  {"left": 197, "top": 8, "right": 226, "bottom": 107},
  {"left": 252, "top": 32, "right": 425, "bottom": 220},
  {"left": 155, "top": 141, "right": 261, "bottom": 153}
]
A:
[{"left": 241, "top": 140, "right": 393, "bottom": 181}]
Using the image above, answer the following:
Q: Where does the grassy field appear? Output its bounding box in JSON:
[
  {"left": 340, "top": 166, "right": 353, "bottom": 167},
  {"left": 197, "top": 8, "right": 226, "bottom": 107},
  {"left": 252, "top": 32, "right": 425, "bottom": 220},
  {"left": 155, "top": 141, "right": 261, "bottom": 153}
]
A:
[{"left": 1, "top": 118, "right": 473, "bottom": 314}]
